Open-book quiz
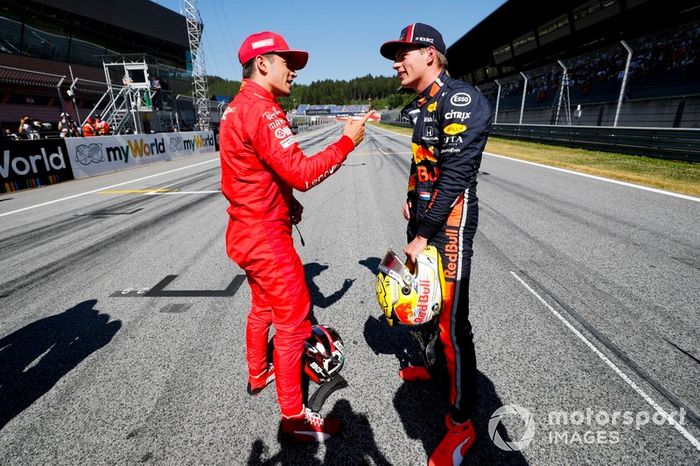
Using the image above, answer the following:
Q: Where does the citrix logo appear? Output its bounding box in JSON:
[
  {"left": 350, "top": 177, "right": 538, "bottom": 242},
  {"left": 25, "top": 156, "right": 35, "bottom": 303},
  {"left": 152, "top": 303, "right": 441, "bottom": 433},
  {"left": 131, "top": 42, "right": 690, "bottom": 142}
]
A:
[
  {"left": 444, "top": 110, "right": 471, "bottom": 120},
  {"left": 1, "top": 147, "right": 67, "bottom": 177}
]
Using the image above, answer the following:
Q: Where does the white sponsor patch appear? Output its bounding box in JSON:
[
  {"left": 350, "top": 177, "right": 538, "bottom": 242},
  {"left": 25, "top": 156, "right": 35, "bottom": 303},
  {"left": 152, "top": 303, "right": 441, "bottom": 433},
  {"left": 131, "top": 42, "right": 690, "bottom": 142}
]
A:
[
  {"left": 275, "top": 127, "right": 292, "bottom": 139},
  {"left": 444, "top": 110, "right": 471, "bottom": 120},
  {"left": 221, "top": 106, "right": 235, "bottom": 120},
  {"left": 268, "top": 118, "right": 286, "bottom": 130},
  {"left": 305, "top": 164, "right": 339, "bottom": 189},
  {"left": 280, "top": 135, "right": 297, "bottom": 148},
  {"left": 252, "top": 38, "right": 274, "bottom": 49},
  {"left": 443, "top": 135, "right": 464, "bottom": 144},
  {"left": 263, "top": 108, "right": 284, "bottom": 120},
  {"left": 450, "top": 92, "right": 472, "bottom": 107}
]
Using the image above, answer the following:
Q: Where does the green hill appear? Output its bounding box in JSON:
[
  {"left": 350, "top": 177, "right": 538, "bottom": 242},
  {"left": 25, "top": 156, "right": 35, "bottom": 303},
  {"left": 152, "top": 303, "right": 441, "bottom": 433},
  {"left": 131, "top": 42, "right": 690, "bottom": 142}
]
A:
[{"left": 206, "top": 74, "right": 413, "bottom": 110}]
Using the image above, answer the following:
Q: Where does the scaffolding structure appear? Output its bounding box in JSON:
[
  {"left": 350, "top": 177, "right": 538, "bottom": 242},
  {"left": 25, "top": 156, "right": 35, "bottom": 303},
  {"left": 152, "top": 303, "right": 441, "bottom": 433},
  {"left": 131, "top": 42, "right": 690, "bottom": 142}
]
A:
[
  {"left": 184, "top": 0, "right": 210, "bottom": 130},
  {"left": 553, "top": 60, "right": 572, "bottom": 126}
]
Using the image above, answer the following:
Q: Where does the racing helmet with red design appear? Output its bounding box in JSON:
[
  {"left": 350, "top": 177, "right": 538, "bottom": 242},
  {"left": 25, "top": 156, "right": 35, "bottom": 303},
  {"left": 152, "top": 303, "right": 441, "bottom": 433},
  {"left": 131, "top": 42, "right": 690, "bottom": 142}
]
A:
[
  {"left": 375, "top": 246, "right": 445, "bottom": 326},
  {"left": 304, "top": 325, "right": 345, "bottom": 384}
]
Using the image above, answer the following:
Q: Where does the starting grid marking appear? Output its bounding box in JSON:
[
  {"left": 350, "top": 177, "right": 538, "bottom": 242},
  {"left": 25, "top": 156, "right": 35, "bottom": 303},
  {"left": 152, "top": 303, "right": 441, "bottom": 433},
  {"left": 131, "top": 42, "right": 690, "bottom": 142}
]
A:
[{"left": 111, "top": 274, "right": 245, "bottom": 298}]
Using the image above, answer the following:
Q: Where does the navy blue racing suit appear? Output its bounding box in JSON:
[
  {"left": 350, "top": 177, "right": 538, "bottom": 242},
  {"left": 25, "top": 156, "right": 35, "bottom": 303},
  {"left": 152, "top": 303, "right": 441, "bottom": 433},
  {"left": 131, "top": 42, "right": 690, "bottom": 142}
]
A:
[{"left": 402, "top": 70, "right": 492, "bottom": 421}]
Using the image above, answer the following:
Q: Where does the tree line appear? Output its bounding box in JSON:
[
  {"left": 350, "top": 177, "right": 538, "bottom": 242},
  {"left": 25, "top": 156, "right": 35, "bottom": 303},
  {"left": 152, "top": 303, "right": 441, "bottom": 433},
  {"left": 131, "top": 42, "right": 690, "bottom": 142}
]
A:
[{"left": 206, "top": 74, "right": 415, "bottom": 110}]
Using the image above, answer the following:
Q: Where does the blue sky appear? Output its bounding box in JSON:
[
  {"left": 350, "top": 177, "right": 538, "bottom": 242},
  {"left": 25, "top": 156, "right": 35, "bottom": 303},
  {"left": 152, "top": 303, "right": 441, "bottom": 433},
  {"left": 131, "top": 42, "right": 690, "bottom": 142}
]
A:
[{"left": 152, "top": 0, "right": 507, "bottom": 84}]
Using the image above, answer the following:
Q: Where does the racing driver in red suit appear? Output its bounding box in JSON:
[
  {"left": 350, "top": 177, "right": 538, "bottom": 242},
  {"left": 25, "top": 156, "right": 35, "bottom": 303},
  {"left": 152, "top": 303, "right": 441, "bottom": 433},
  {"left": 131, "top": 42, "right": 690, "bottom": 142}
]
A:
[{"left": 219, "top": 31, "right": 372, "bottom": 443}]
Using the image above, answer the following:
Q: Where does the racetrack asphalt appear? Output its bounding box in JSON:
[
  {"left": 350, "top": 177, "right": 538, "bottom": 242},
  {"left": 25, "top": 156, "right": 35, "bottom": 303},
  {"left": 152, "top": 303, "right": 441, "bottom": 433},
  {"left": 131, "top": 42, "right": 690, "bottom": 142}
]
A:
[{"left": 0, "top": 123, "right": 698, "bottom": 465}]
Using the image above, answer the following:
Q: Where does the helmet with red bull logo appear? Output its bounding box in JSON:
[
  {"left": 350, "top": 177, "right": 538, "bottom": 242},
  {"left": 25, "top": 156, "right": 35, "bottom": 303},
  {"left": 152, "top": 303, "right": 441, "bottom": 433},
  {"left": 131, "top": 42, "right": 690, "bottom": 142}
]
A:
[{"left": 375, "top": 246, "right": 445, "bottom": 326}]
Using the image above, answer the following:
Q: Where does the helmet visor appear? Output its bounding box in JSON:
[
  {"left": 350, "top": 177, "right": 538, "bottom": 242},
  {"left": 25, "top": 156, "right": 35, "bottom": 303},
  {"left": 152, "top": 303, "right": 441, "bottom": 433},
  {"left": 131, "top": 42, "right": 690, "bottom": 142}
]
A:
[{"left": 378, "top": 250, "right": 410, "bottom": 285}]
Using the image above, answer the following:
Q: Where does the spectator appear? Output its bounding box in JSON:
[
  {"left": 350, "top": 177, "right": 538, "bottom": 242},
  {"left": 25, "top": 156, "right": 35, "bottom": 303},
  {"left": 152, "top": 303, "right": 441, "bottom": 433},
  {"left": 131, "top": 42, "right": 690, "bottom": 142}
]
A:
[
  {"left": 81, "top": 117, "right": 96, "bottom": 137},
  {"left": 18, "top": 115, "right": 38, "bottom": 139},
  {"left": 94, "top": 115, "right": 111, "bottom": 135},
  {"left": 30, "top": 119, "right": 45, "bottom": 139},
  {"left": 151, "top": 76, "right": 163, "bottom": 110},
  {"left": 17, "top": 116, "right": 28, "bottom": 139},
  {"left": 3, "top": 128, "right": 18, "bottom": 140},
  {"left": 58, "top": 112, "right": 80, "bottom": 137}
]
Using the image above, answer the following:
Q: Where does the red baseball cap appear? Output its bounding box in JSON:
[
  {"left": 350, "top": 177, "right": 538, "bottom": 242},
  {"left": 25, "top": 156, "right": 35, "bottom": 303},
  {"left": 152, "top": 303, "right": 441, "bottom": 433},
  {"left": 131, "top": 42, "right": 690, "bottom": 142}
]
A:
[{"left": 238, "top": 31, "right": 309, "bottom": 70}]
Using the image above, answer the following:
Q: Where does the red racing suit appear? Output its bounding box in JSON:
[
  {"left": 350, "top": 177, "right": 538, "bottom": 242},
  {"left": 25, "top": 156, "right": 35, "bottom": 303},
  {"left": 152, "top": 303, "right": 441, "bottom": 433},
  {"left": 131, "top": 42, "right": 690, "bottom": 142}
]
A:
[
  {"left": 219, "top": 80, "right": 354, "bottom": 416},
  {"left": 81, "top": 122, "right": 96, "bottom": 137}
]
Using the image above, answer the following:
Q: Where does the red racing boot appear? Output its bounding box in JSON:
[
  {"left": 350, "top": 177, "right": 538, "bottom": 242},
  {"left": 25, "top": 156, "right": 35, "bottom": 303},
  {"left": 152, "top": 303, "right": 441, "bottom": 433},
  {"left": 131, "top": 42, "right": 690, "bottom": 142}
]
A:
[
  {"left": 398, "top": 365, "right": 432, "bottom": 382},
  {"left": 280, "top": 407, "right": 342, "bottom": 443},
  {"left": 246, "top": 364, "right": 275, "bottom": 395},
  {"left": 428, "top": 416, "right": 476, "bottom": 466}
]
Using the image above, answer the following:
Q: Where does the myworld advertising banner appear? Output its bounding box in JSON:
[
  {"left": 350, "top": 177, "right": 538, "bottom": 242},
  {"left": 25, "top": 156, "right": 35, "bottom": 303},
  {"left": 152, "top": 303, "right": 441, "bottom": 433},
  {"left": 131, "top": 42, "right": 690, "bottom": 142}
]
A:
[{"left": 64, "top": 131, "right": 215, "bottom": 179}]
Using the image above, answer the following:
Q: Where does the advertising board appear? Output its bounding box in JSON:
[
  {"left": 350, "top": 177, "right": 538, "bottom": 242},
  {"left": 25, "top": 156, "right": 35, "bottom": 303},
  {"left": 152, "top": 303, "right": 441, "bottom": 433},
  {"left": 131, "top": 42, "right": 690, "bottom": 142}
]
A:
[
  {"left": 64, "top": 130, "right": 215, "bottom": 179},
  {"left": 1, "top": 139, "right": 73, "bottom": 193}
]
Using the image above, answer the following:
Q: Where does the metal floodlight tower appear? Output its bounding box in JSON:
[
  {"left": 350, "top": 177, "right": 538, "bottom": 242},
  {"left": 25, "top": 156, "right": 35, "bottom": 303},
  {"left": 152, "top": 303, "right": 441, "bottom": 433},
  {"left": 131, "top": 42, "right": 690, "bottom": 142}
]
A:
[{"left": 184, "top": 0, "right": 210, "bottom": 130}]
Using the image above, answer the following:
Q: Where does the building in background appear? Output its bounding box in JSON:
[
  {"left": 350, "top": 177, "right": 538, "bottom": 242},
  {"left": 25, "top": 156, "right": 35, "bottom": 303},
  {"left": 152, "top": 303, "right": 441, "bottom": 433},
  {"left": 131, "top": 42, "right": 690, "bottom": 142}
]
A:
[
  {"left": 447, "top": 0, "right": 700, "bottom": 128},
  {"left": 0, "top": 0, "right": 217, "bottom": 134}
]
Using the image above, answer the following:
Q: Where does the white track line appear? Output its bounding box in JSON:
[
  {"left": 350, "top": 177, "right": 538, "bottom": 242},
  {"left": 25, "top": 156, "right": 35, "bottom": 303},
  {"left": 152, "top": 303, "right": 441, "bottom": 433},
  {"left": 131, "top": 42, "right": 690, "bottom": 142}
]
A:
[
  {"left": 368, "top": 124, "right": 411, "bottom": 138},
  {"left": 369, "top": 125, "right": 697, "bottom": 202},
  {"left": 510, "top": 270, "right": 700, "bottom": 450},
  {"left": 487, "top": 152, "right": 699, "bottom": 202},
  {"left": 0, "top": 158, "right": 219, "bottom": 218}
]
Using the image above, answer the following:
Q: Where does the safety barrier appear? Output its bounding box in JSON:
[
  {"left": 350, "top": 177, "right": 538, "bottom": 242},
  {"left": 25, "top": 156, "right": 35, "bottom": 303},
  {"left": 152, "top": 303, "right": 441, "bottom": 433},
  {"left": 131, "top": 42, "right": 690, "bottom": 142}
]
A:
[
  {"left": 491, "top": 124, "right": 700, "bottom": 162},
  {"left": 1, "top": 130, "right": 216, "bottom": 193},
  {"left": 382, "top": 121, "right": 699, "bottom": 162},
  {"left": 64, "top": 131, "right": 215, "bottom": 179},
  {"left": 1, "top": 138, "right": 73, "bottom": 193}
]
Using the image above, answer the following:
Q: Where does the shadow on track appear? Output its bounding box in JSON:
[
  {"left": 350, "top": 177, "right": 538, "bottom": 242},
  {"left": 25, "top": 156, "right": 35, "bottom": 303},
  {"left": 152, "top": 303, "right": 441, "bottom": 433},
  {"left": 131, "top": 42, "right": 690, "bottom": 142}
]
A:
[
  {"left": 0, "top": 299, "right": 121, "bottom": 430},
  {"left": 246, "top": 399, "right": 390, "bottom": 466},
  {"left": 463, "top": 374, "right": 530, "bottom": 465},
  {"left": 393, "top": 372, "right": 529, "bottom": 465},
  {"left": 247, "top": 437, "right": 321, "bottom": 466},
  {"left": 364, "top": 314, "right": 416, "bottom": 370},
  {"left": 358, "top": 257, "right": 381, "bottom": 276},
  {"left": 365, "top": 315, "right": 529, "bottom": 465},
  {"left": 304, "top": 263, "right": 355, "bottom": 309}
]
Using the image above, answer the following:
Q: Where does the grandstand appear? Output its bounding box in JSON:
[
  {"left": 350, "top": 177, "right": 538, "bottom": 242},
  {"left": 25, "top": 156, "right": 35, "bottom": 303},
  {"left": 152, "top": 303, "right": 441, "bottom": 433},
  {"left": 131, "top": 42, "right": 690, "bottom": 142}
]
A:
[
  {"left": 447, "top": 0, "right": 700, "bottom": 129},
  {"left": 0, "top": 0, "right": 215, "bottom": 135}
]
